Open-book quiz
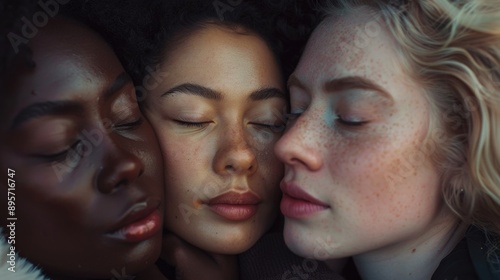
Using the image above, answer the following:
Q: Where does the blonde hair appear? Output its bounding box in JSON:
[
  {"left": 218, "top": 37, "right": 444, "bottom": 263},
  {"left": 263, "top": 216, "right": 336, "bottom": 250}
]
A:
[{"left": 322, "top": 0, "right": 500, "bottom": 246}]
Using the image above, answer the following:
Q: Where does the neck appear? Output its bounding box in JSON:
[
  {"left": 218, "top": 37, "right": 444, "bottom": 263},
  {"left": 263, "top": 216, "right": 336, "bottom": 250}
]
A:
[{"left": 345, "top": 216, "right": 467, "bottom": 280}]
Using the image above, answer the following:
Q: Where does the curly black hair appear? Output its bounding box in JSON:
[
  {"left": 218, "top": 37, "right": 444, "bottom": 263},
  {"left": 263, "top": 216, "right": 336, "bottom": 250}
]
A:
[
  {"left": 68, "top": 0, "right": 318, "bottom": 88},
  {"left": 0, "top": 0, "right": 97, "bottom": 88},
  {"left": 0, "top": 0, "right": 39, "bottom": 86}
]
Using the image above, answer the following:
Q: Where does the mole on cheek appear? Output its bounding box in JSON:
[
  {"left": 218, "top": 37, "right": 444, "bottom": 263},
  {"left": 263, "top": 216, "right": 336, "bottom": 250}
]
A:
[{"left": 193, "top": 199, "right": 203, "bottom": 209}]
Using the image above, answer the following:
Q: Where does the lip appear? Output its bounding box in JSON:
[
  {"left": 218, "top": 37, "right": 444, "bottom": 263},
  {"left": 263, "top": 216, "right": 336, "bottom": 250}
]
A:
[
  {"left": 107, "top": 198, "right": 162, "bottom": 242},
  {"left": 207, "top": 191, "right": 262, "bottom": 221},
  {"left": 280, "top": 182, "right": 330, "bottom": 218}
]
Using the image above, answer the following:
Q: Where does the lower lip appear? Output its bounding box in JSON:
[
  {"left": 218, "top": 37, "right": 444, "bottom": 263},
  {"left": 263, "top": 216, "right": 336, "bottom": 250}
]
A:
[
  {"left": 109, "top": 209, "right": 162, "bottom": 242},
  {"left": 209, "top": 204, "right": 258, "bottom": 221},
  {"left": 281, "top": 193, "right": 329, "bottom": 218}
]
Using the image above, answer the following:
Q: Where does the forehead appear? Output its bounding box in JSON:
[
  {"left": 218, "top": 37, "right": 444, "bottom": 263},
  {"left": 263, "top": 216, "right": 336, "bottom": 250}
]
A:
[
  {"left": 29, "top": 17, "right": 120, "bottom": 85},
  {"left": 3, "top": 17, "right": 123, "bottom": 123},
  {"left": 159, "top": 25, "right": 283, "bottom": 95},
  {"left": 295, "top": 7, "right": 402, "bottom": 84},
  {"left": 167, "top": 25, "right": 278, "bottom": 72}
]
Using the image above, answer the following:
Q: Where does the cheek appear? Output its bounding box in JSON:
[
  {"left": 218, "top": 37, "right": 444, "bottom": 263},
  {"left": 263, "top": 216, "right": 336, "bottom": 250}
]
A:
[
  {"left": 330, "top": 135, "right": 441, "bottom": 226},
  {"left": 255, "top": 135, "right": 282, "bottom": 168},
  {"left": 156, "top": 128, "right": 203, "bottom": 172},
  {"left": 15, "top": 167, "right": 93, "bottom": 231},
  {"left": 159, "top": 133, "right": 216, "bottom": 203},
  {"left": 137, "top": 126, "right": 163, "bottom": 175},
  {"left": 254, "top": 136, "right": 283, "bottom": 186}
]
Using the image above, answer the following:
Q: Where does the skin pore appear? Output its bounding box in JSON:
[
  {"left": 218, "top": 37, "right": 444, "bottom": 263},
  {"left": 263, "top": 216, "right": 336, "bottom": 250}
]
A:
[
  {"left": 144, "top": 24, "right": 285, "bottom": 257},
  {"left": 0, "top": 17, "right": 164, "bottom": 279},
  {"left": 274, "top": 8, "right": 467, "bottom": 280}
]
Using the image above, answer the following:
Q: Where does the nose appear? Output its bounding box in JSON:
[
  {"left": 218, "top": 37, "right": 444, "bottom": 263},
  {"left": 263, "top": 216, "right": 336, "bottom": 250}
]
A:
[
  {"left": 213, "top": 127, "right": 257, "bottom": 176},
  {"left": 274, "top": 112, "right": 323, "bottom": 171},
  {"left": 96, "top": 138, "right": 144, "bottom": 194}
]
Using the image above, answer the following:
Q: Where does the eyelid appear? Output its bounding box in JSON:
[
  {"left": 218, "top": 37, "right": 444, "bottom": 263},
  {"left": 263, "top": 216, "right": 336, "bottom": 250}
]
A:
[
  {"left": 250, "top": 122, "right": 286, "bottom": 133},
  {"left": 35, "top": 140, "right": 82, "bottom": 162},
  {"left": 113, "top": 117, "right": 144, "bottom": 131},
  {"left": 285, "top": 112, "right": 302, "bottom": 121},
  {"left": 336, "top": 114, "right": 368, "bottom": 126},
  {"left": 173, "top": 119, "right": 211, "bottom": 128}
]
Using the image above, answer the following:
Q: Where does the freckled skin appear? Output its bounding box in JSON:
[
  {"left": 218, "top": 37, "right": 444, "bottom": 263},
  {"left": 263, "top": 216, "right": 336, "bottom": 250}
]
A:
[
  {"left": 145, "top": 26, "right": 285, "bottom": 254},
  {"left": 0, "top": 18, "right": 164, "bottom": 278},
  {"left": 275, "top": 8, "right": 459, "bottom": 264}
]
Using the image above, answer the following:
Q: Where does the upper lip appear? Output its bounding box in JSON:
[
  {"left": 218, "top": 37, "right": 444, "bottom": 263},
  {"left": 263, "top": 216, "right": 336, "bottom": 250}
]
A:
[
  {"left": 207, "top": 190, "right": 262, "bottom": 205},
  {"left": 109, "top": 197, "right": 161, "bottom": 233},
  {"left": 281, "top": 182, "right": 329, "bottom": 207}
]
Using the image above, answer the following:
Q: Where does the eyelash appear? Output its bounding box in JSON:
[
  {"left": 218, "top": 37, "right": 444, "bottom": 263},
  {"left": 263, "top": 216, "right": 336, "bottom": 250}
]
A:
[
  {"left": 113, "top": 117, "right": 144, "bottom": 131},
  {"left": 174, "top": 119, "right": 286, "bottom": 133},
  {"left": 39, "top": 140, "right": 82, "bottom": 162},
  {"left": 174, "top": 120, "right": 210, "bottom": 128},
  {"left": 285, "top": 113, "right": 367, "bottom": 126},
  {"left": 251, "top": 122, "right": 286, "bottom": 133},
  {"left": 336, "top": 115, "right": 368, "bottom": 126}
]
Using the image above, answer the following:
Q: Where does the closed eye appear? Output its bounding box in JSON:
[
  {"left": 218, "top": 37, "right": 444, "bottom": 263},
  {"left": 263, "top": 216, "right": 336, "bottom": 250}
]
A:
[
  {"left": 113, "top": 118, "right": 144, "bottom": 131},
  {"left": 251, "top": 122, "right": 286, "bottom": 133},
  {"left": 174, "top": 120, "right": 210, "bottom": 128},
  {"left": 35, "top": 140, "right": 82, "bottom": 162},
  {"left": 336, "top": 115, "right": 368, "bottom": 126}
]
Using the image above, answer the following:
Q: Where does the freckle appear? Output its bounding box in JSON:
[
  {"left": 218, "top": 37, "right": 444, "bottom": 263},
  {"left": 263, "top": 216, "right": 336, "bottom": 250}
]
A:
[
  {"left": 31, "top": 90, "right": 37, "bottom": 96},
  {"left": 175, "top": 215, "right": 178, "bottom": 219},
  {"left": 193, "top": 199, "right": 202, "bottom": 208},
  {"left": 412, "top": 248, "right": 416, "bottom": 253}
]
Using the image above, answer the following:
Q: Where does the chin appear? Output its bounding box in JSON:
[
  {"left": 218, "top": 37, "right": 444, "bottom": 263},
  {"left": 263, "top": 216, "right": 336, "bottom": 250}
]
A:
[
  {"left": 128, "top": 238, "right": 163, "bottom": 269},
  {"left": 178, "top": 213, "right": 275, "bottom": 255},
  {"left": 283, "top": 220, "right": 322, "bottom": 260},
  {"left": 205, "top": 235, "right": 259, "bottom": 255},
  {"left": 284, "top": 221, "right": 348, "bottom": 261}
]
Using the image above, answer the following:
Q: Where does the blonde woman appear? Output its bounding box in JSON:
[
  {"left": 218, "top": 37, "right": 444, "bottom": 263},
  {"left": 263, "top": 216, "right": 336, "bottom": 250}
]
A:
[{"left": 275, "top": 0, "right": 500, "bottom": 279}]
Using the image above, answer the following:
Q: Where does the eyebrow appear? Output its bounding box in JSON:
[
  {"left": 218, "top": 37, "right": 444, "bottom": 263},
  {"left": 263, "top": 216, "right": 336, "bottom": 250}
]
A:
[
  {"left": 162, "top": 83, "right": 223, "bottom": 100},
  {"left": 162, "top": 83, "right": 285, "bottom": 101},
  {"left": 288, "top": 74, "right": 394, "bottom": 103},
  {"left": 325, "top": 76, "right": 392, "bottom": 101},
  {"left": 11, "top": 101, "right": 83, "bottom": 129},
  {"left": 10, "top": 72, "right": 131, "bottom": 129},
  {"left": 249, "top": 88, "right": 285, "bottom": 101}
]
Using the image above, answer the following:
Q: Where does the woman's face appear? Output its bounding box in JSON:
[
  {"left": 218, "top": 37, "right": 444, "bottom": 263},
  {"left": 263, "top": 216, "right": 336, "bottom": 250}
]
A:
[
  {"left": 275, "top": 10, "right": 456, "bottom": 261},
  {"left": 0, "top": 19, "right": 164, "bottom": 277},
  {"left": 145, "top": 25, "right": 285, "bottom": 254}
]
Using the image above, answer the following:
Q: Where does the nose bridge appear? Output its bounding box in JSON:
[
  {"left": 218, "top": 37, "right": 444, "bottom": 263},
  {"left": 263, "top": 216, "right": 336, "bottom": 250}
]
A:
[
  {"left": 214, "top": 123, "right": 257, "bottom": 175},
  {"left": 288, "top": 109, "right": 319, "bottom": 147},
  {"left": 226, "top": 124, "right": 251, "bottom": 151},
  {"left": 276, "top": 105, "right": 324, "bottom": 170},
  {"left": 96, "top": 134, "right": 144, "bottom": 194}
]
